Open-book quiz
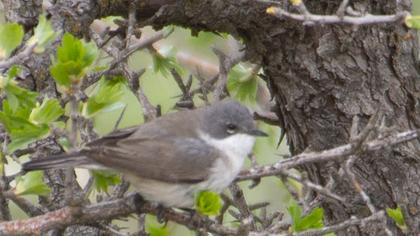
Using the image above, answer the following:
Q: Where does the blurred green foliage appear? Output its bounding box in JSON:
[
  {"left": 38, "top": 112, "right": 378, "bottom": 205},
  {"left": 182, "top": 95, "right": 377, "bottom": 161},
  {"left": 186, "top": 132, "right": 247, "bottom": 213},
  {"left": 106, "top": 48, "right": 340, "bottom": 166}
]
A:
[
  {"left": 91, "top": 170, "right": 122, "bottom": 193},
  {"left": 386, "top": 206, "right": 406, "bottom": 229},
  {"left": 227, "top": 64, "right": 258, "bottom": 102},
  {"left": 83, "top": 76, "right": 128, "bottom": 118},
  {"left": 15, "top": 171, "right": 51, "bottom": 196},
  {"left": 27, "top": 15, "right": 58, "bottom": 53},
  {"left": 50, "top": 33, "right": 98, "bottom": 87},
  {"left": 30, "top": 99, "right": 64, "bottom": 125},
  {"left": 289, "top": 202, "right": 335, "bottom": 235},
  {"left": 0, "top": 22, "right": 23, "bottom": 59},
  {"left": 195, "top": 190, "right": 222, "bottom": 216},
  {"left": 0, "top": 66, "right": 63, "bottom": 152}
]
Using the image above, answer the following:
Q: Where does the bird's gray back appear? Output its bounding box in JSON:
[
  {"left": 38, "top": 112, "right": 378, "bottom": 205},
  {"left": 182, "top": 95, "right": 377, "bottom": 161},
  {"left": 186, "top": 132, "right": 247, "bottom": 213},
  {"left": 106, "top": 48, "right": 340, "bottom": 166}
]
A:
[{"left": 84, "top": 108, "right": 222, "bottom": 183}]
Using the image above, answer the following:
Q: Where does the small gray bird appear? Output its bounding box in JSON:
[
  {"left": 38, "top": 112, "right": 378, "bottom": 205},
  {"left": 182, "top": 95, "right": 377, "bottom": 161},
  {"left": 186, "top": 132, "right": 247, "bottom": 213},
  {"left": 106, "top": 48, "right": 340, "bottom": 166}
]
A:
[{"left": 22, "top": 99, "right": 267, "bottom": 207}]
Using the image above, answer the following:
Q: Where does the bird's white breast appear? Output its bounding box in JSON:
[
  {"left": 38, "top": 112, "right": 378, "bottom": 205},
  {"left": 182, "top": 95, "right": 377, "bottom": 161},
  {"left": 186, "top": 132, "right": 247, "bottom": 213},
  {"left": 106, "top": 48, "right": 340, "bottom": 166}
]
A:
[{"left": 199, "top": 132, "right": 256, "bottom": 191}]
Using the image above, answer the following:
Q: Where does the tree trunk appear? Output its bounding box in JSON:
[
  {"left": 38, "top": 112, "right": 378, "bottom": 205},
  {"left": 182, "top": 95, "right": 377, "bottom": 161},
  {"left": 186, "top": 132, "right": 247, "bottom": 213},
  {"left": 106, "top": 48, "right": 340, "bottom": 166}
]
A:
[{"left": 261, "top": 1, "right": 420, "bottom": 234}]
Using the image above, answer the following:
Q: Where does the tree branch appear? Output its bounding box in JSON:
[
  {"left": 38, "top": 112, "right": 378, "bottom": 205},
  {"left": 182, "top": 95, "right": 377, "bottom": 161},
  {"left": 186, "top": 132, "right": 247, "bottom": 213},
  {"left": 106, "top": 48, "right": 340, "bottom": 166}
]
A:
[
  {"left": 237, "top": 129, "right": 420, "bottom": 181},
  {"left": 0, "top": 194, "right": 238, "bottom": 236}
]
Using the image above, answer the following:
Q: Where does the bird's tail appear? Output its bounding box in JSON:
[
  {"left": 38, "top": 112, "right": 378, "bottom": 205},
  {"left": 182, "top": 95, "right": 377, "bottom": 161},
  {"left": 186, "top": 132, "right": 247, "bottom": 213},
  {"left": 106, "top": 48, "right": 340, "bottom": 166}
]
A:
[{"left": 22, "top": 152, "right": 91, "bottom": 172}]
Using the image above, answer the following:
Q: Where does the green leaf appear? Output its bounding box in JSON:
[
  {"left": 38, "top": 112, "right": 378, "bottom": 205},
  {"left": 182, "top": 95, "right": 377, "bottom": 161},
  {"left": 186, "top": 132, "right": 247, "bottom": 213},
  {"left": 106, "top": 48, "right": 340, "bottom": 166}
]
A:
[
  {"left": 289, "top": 202, "right": 302, "bottom": 226},
  {"left": 7, "top": 65, "right": 21, "bottom": 79},
  {"left": 1, "top": 67, "right": 38, "bottom": 117},
  {"left": 50, "top": 33, "right": 98, "bottom": 87},
  {"left": 83, "top": 76, "right": 127, "bottom": 117},
  {"left": 195, "top": 190, "right": 222, "bottom": 216},
  {"left": 29, "top": 98, "right": 64, "bottom": 124},
  {"left": 56, "top": 33, "right": 84, "bottom": 62},
  {"left": 0, "top": 71, "right": 58, "bottom": 152},
  {"left": 405, "top": 15, "right": 420, "bottom": 29},
  {"left": 0, "top": 23, "right": 24, "bottom": 59},
  {"left": 27, "top": 15, "right": 58, "bottom": 53},
  {"left": 145, "top": 215, "right": 169, "bottom": 236},
  {"left": 386, "top": 207, "right": 406, "bottom": 228},
  {"left": 298, "top": 208, "right": 324, "bottom": 230},
  {"left": 15, "top": 171, "right": 51, "bottom": 196},
  {"left": 57, "top": 136, "right": 71, "bottom": 152},
  {"left": 0, "top": 110, "right": 49, "bottom": 152},
  {"left": 91, "top": 170, "right": 121, "bottom": 193},
  {"left": 50, "top": 61, "right": 82, "bottom": 87},
  {"left": 151, "top": 46, "right": 183, "bottom": 78},
  {"left": 5, "top": 84, "right": 37, "bottom": 115},
  {"left": 146, "top": 223, "right": 168, "bottom": 236},
  {"left": 0, "top": 112, "right": 48, "bottom": 139},
  {"left": 289, "top": 202, "right": 324, "bottom": 232},
  {"left": 227, "top": 64, "right": 258, "bottom": 102}
]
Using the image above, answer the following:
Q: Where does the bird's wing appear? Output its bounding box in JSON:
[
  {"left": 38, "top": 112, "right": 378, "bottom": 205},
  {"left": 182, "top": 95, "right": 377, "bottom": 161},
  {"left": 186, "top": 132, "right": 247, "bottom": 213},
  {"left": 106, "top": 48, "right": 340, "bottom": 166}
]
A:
[{"left": 86, "top": 136, "right": 220, "bottom": 184}]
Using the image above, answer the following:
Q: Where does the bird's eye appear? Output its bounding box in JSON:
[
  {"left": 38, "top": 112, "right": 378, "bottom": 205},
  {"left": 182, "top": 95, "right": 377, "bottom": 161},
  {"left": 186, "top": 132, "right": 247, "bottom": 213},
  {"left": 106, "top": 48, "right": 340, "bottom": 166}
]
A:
[{"left": 226, "top": 123, "right": 237, "bottom": 134}]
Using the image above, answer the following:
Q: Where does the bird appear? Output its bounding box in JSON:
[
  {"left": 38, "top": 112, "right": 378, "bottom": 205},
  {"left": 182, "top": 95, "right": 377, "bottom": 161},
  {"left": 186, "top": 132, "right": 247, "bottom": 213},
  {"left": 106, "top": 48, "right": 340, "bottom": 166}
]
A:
[{"left": 22, "top": 99, "right": 267, "bottom": 208}]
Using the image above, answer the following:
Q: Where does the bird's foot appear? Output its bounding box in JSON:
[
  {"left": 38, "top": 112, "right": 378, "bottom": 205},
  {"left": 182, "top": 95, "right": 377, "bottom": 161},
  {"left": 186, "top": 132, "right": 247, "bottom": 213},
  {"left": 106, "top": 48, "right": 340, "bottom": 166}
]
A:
[
  {"left": 156, "top": 204, "right": 169, "bottom": 226},
  {"left": 132, "top": 194, "right": 168, "bottom": 226},
  {"left": 180, "top": 208, "right": 209, "bottom": 230}
]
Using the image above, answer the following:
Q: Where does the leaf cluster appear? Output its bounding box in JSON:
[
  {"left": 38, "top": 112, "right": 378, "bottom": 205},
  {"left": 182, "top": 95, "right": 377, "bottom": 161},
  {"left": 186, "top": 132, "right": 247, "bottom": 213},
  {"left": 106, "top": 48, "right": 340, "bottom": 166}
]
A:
[
  {"left": 50, "top": 33, "right": 98, "bottom": 87},
  {"left": 288, "top": 202, "right": 334, "bottom": 235}
]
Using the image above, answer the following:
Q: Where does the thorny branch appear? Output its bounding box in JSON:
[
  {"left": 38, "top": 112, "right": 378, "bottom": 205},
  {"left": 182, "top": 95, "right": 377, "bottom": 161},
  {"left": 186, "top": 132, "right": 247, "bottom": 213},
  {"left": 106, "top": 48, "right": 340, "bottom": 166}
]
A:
[
  {"left": 278, "top": 171, "right": 345, "bottom": 203},
  {"left": 213, "top": 48, "right": 244, "bottom": 101},
  {"left": 88, "top": 21, "right": 163, "bottom": 120},
  {"left": 0, "top": 193, "right": 238, "bottom": 236}
]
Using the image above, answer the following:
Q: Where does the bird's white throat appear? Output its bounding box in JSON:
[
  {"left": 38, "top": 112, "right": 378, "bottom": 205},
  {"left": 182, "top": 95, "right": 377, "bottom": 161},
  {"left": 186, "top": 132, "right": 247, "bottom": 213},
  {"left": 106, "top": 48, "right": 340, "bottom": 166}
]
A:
[
  {"left": 200, "top": 132, "right": 256, "bottom": 160},
  {"left": 199, "top": 131, "right": 256, "bottom": 191}
]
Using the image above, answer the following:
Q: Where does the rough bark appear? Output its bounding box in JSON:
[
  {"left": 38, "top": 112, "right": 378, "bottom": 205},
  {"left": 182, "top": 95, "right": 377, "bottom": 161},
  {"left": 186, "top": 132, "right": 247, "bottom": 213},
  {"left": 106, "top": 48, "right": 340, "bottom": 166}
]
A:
[
  {"left": 2, "top": 0, "right": 420, "bottom": 235},
  {"left": 259, "top": 1, "right": 420, "bottom": 234}
]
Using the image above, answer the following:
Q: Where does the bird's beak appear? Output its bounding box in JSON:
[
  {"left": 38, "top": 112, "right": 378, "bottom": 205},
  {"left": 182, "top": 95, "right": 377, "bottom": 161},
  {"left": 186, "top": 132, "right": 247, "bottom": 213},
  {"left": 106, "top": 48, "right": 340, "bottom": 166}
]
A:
[{"left": 247, "top": 129, "right": 268, "bottom": 137}]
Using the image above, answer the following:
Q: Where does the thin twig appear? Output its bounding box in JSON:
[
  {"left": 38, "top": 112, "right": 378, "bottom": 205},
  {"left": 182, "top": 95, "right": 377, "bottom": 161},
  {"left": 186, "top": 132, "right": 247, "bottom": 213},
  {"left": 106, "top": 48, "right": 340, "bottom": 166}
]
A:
[
  {"left": 212, "top": 48, "right": 244, "bottom": 100},
  {"left": 292, "top": 211, "right": 387, "bottom": 236},
  {"left": 3, "top": 190, "right": 45, "bottom": 217},
  {"left": 84, "top": 30, "right": 169, "bottom": 90},
  {"left": 229, "top": 183, "right": 256, "bottom": 231},
  {"left": 113, "top": 105, "right": 127, "bottom": 131},
  {"left": 134, "top": 213, "right": 147, "bottom": 236},
  {"left": 237, "top": 129, "right": 420, "bottom": 181},
  {"left": 281, "top": 171, "right": 345, "bottom": 203},
  {"left": 65, "top": 91, "right": 80, "bottom": 205},
  {"left": 0, "top": 44, "right": 37, "bottom": 69},
  {"left": 267, "top": 7, "right": 407, "bottom": 26},
  {"left": 336, "top": 0, "right": 350, "bottom": 17}
]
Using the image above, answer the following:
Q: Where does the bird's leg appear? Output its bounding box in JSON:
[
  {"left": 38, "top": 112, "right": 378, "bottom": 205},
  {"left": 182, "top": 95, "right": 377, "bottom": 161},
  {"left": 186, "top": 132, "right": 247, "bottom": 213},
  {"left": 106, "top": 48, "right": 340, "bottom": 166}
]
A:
[{"left": 155, "top": 204, "right": 169, "bottom": 226}]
